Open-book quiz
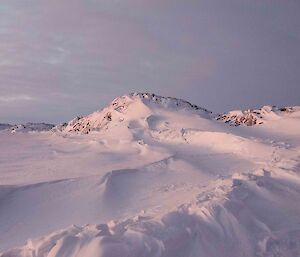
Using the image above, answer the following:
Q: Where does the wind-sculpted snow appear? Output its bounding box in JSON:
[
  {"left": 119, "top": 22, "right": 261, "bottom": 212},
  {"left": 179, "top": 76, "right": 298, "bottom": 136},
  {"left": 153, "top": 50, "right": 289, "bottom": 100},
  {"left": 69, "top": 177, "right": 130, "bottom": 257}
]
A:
[
  {"left": 1, "top": 93, "right": 300, "bottom": 257},
  {"left": 3, "top": 169, "right": 300, "bottom": 257}
]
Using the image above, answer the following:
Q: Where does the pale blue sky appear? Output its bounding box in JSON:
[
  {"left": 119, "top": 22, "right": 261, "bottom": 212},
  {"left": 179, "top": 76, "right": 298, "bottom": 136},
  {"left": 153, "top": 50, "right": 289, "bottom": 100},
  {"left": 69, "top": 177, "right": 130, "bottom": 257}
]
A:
[{"left": 0, "top": 0, "right": 299, "bottom": 123}]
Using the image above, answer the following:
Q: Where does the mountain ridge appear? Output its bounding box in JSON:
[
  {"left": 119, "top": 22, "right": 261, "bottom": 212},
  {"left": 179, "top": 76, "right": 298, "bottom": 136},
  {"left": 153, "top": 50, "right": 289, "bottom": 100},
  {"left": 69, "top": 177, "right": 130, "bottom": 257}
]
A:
[
  {"left": 53, "top": 93, "right": 300, "bottom": 134},
  {"left": 1, "top": 93, "right": 299, "bottom": 133}
]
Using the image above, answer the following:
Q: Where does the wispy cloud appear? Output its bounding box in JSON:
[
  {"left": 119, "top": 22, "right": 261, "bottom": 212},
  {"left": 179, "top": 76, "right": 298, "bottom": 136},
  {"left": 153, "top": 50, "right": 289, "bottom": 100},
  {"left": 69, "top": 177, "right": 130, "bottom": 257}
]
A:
[{"left": 0, "top": 95, "right": 36, "bottom": 103}]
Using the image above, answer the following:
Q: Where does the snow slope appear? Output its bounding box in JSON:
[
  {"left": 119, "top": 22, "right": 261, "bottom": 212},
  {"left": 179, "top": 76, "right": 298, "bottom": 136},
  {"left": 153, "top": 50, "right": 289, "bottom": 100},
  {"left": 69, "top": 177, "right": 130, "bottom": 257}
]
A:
[{"left": 0, "top": 93, "right": 300, "bottom": 257}]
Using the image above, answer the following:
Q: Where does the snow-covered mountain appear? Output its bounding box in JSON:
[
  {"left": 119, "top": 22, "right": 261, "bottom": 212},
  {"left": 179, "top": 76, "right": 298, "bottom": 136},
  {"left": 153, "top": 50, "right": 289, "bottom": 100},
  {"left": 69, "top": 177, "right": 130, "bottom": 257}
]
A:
[
  {"left": 1, "top": 93, "right": 300, "bottom": 257},
  {"left": 54, "top": 92, "right": 212, "bottom": 134},
  {"left": 55, "top": 93, "right": 299, "bottom": 134}
]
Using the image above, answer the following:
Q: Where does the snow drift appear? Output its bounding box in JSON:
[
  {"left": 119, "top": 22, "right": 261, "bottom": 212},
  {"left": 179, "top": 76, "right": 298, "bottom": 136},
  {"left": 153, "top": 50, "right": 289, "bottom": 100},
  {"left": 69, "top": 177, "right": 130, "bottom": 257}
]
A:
[{"left": 0, "top": 93, "right": 300, "bottom": 257}]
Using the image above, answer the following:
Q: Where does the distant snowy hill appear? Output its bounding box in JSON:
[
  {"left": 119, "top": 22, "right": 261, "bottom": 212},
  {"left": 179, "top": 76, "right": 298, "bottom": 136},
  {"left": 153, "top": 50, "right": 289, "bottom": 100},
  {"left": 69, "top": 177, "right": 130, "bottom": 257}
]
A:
[
  {"left": 11, "top": 123, "right": 55, "bottom": 132},
  {"left": 217, "top": 105, "right": 300, "bottom": 126},
  {"left": 0, "top": 123, "right": 54, "bottom": 133},
  {"left": 0, "top": 123, "right": 12, "bottom": 131},
  {"left": 1, "top": 93, "right": 300, "bottom": 257}
]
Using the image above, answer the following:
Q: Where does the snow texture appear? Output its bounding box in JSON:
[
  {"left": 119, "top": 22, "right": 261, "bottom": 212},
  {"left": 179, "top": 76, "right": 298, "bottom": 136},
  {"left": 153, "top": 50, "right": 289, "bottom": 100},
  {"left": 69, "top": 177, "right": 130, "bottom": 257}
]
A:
[{"left": 1, "top": 93, "right": 300, "bottom": 257}]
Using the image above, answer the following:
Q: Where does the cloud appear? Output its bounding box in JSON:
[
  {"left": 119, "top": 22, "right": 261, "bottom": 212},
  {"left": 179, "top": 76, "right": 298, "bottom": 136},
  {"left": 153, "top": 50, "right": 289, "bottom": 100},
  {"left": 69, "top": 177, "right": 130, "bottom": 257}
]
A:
[
  {"left": 0, "top": 95, "right": 36, "bottom": 103},
  {"left": 0, "top": 0, "right": 299, "bottom": 123}
]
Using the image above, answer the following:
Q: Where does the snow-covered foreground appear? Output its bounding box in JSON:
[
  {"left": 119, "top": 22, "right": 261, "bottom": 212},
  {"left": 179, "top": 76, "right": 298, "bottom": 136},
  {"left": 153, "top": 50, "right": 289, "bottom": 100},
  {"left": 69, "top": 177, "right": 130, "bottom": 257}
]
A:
[{"left": 1, "top": 94, "right": 300, "bottom": 257}]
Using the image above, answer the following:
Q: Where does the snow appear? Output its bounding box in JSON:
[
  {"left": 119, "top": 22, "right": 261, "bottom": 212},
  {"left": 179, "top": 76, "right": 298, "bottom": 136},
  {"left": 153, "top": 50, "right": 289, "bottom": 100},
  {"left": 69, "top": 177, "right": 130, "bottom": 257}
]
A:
[
  {"left": 0, "top": 123, "right": 54, "bottom": 133},
  {"left": 0, "top": 124, "right": 12, "bottom": 131},
  {"left": 0, "top": 93, "right": 300, "bottom": 257},
  {"left": 217, "top": 105, "right": 300, "bottom": 126},
  {"left": 54, "top": 93, "right": 212, "bottom": 134}
]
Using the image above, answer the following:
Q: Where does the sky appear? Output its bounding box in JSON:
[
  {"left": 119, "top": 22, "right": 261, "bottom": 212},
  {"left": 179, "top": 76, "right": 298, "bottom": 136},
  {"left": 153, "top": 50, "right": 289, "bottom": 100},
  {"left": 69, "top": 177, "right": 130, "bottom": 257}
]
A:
[{"left": 0, "top": 0, "right": 299, "bottom": 123}]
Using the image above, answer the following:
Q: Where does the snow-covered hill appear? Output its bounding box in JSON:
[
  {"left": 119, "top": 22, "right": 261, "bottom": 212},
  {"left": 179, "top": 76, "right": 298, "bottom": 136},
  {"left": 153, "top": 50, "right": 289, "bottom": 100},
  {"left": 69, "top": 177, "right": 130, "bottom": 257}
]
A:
[
  {"left": 11, "top": 123, "right": 55, "bottom": 133},
  {"left": 54, "top": 92, "right": 212, "bottom": 134},
  {"left": 0, "top": 123, "right": 54, "bottom": 133},
  {"left": 0, "top": 123, "right": 12, "bottom": 131},
  {"left": 216, "top": 105, "right": 300, "bottom": 126},
  {"left": 55, "top": 93, "right": 299, "bottom": 134},
  {"left": 1, "top": 93, "right": 300, "bottom": 257}
]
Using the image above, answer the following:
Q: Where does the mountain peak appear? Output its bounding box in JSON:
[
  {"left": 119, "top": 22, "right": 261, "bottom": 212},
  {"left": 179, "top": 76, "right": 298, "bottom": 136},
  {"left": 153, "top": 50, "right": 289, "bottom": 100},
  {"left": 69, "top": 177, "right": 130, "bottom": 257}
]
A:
[{"left": 110, "top": 92, "right": 211, "bottom": 113}]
